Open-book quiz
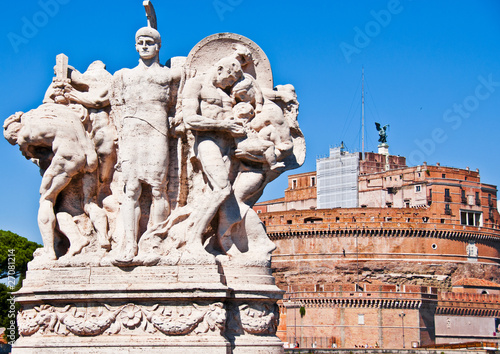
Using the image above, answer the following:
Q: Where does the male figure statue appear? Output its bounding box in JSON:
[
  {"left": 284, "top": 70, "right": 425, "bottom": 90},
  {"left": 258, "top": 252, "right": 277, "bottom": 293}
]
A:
[
  {"left": 111, "top": 26, "right": 180, "bottom": 264},
  {"left": 45, "top": 60, "right": 116, "bottom": 250},
  {"left": 181, "top": 57, "right": 246, "bottom": 259}
]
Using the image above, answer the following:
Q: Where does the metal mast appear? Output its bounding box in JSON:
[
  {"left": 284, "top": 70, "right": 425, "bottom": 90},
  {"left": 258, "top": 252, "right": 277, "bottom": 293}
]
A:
[
  {"left": 361, "top": 67, "right": 365, "bottom": 161},
  {"left": 357, "top": 68, "right": 364, "bottom": 288}
]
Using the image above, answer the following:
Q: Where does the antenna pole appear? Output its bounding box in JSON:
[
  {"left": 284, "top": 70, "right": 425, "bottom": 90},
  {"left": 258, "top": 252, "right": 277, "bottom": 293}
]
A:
[{"left": 361, "top": 67, "right": 365, "bottom": 160}]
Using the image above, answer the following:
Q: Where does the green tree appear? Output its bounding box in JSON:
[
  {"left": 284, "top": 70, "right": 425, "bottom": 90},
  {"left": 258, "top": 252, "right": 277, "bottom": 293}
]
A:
[
  {"left": 0, "top": 230, "right": 41, "bottom": 279},
  {"left": 0, "top": 230, "right": 41, "bottom": 343},
  {"left": 0, "top": 282, "right": 18, "bottom": 343},
  {"left": 299, "top": 306, "right": 306, "bottom": 318}
]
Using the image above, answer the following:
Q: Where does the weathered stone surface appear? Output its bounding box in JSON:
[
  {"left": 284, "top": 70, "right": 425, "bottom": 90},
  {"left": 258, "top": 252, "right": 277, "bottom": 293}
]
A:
[{"left": 273, "top": 259, "right": 500, "bottom": 291}]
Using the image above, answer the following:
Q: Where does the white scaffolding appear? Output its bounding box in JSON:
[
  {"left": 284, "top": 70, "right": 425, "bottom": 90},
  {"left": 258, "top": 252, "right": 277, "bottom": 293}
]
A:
[{"left": 317, "top": 146, "right": 359, "bottom": 209}]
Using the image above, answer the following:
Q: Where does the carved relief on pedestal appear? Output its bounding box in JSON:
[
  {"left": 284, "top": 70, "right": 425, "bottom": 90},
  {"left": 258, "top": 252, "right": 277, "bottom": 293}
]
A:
[
  {"left": 17, "top": 302, "right": 226, "bottom": 337},
  {"left": 227, "top": 302, "right": 279, "bottom": 335}
]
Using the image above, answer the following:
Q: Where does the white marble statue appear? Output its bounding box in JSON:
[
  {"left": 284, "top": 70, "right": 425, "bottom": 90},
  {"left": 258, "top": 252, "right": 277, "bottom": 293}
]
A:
[
  {"left": 4, "top": 104, "right": 98, "bottom": 260},
  {"left": 4, "top": 3, "right": 304, "bottom": 352},
  {"left": 110, "top": 26, "right": 181, "bottom": 264},
  {"left": 4, "top": 30, "right": 304, "bottom": 269}
]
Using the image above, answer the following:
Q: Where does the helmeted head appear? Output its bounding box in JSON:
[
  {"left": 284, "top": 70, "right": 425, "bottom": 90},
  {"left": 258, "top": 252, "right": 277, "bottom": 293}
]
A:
[{"left": 135, "top": 27, "right": 161, "bottom": 60}]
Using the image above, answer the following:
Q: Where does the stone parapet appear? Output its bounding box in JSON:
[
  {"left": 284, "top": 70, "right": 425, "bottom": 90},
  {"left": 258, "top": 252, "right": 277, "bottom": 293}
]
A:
[
  {"left": 283, "top": 289, "right": 437, "bottom": 309},
  {"left": 437, "top": 292, "right": 500, "bottom": 316}
]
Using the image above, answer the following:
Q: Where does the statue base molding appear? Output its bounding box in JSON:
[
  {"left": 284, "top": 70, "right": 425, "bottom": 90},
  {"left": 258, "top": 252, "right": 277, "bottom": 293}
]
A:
[
  {"left": 13, "top": 264, "right": 284, "bottom": 354},
  {"left": 13, "top": 336, "right": 231, "bottom": 354}
]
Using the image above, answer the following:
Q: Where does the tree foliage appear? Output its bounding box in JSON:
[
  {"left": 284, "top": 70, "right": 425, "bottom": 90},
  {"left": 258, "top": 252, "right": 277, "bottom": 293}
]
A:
[
  {"left": 0, "top": 230, "right": 42, "bottom": 279},
  {"left": 0, "top": 230, "right": 41, "bottom": 343},
  {"left": 0, "top": 282, "right": 19, "bottom": 342},
  {"left": 299, "top": 306, "right": 306, "bottom": 318}
]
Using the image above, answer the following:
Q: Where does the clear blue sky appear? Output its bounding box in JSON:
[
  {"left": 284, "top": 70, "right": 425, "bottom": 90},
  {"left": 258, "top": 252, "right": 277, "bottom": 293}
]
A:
[{"left": 1, "top": 0, "right": 499, "bottom": 245}]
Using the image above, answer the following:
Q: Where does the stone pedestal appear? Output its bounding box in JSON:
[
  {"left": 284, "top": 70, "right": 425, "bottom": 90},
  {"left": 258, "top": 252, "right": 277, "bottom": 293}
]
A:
[
  {"left": 13, "top": 265, "right": 284, "bottom": 353},
  {"left": 378, "top": 143, "right": 390, "bottom": 171},
  {"left": 378, "top": 143, "right": 389, "bottom": 156}
]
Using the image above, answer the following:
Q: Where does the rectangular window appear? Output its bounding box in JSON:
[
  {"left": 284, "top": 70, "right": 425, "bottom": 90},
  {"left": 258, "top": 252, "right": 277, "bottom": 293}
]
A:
[
  {"left": 468, "top": 213, "right": 474, "bottom": 225},
  {"left": 292, "top": 179, "right": 297, "bottom": 189},
  {"left": 461, "top": 210, "right": 482, "bottom": 227},
  {"left": 445, "top": 188, "right": 451, "bottom": 202},
  {"left": 415, "top": 185, "right": 421, "bottom": 192},
  {"left": 358, "top": 314, "right": 365, "bottom": 325},
  {"left": 311, "top": 176, "right": 316, "bottom": 187}
]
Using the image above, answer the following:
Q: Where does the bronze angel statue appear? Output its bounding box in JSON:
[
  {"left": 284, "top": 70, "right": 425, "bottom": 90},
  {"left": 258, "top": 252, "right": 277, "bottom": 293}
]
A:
[{"left": 375, "top": 122, "right": 389, "bottom": 144}]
